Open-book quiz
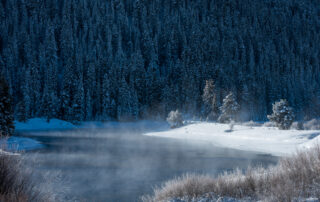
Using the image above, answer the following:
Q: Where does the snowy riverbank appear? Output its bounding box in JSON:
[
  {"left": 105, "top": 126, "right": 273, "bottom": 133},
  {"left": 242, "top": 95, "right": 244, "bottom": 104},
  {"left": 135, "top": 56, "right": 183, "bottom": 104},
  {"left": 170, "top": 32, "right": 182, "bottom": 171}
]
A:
[
  {"left": 145, "top": 122, "right": 320, "bottom": 156},
  {"left": 0, "top": 136, "right": 43, "bottom": 152},
  {"left": 15, "top": 118, "right": 168, "bottom": 132},
  {"left": 2, "top": 118, "right": 167, "bottom": 152},
  {"left": 15, "top": 118, "right": 77, "bottom": 131},
  {"left": 0, "top": 118, "right": 71, "bottom": 153},
  {"left": 12, "top": 118, "right": 320, "bottom": 156}
]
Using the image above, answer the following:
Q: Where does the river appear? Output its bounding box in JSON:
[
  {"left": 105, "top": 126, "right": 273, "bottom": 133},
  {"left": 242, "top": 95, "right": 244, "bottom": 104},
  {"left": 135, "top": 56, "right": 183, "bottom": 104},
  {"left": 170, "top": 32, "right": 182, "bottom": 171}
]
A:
[{"left": 19, "top": 122, "right": 278, "bottom": 202}]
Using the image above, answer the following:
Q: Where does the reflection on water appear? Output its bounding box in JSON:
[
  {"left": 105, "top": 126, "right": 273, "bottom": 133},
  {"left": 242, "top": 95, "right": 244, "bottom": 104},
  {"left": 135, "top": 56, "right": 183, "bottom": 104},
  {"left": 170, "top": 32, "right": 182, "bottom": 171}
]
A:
[{"left": 20, "top": 124, "right": 278, "bottom": 202}]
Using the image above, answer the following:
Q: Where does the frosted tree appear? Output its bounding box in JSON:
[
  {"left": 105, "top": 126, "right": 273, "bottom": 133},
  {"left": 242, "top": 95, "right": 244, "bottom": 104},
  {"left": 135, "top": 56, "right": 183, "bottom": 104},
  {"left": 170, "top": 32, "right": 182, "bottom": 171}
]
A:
[
  {"left": 0, "top": 76, "right": 14, "bottom": 136},
  {"left": 16, "top": 71, "right": 31, "bottom": 122},
  {"left": 16, "top": 101, "right": 27, "bottom": 123},
  {"left": 71, "top": 49, "right": 86, "bottom": 123},
  {"left": 72, "top": 74, "right": 85, "bottom": 123},
  {"left": 145, "top": 56, "right": 161, "bottom": 110},
  {"left": 129, "top": 50, "right": 146, "bottom": 105},
  {"left": 218, "top": 92, "right": 240, "bottom": 123},
  {"left": 268, "top": 99, "right": 294, "bottom": 130},
  {"left": 101, "top": 74, "right": 112, "bottom": 120},
  {"left": 60, "top": 56, "right": 75, "bottom": 121},
  {"left": 167, "top": 110, "right": 183, "bottom": 128},
  {"left": 84, "top": 54, "right": 96, "bottom": 120},
  {"left": 117, "top": 78, "right": 139, "bottom": 121},
  {"left": 41, "top": 86, "right": 59, "bottom": 122},
  {"left": 40, "top": 25, "right": 59, "bottom": 122},
  {"left": 85, "top": 91, "right": 93, "bottom": 120},
  {"left": 240, "top": 83, "right": 254, "bottom": 121},
  {"left": 28, "top": 63, "right": 41, "bottom": 117},
  {"left": 202, "top": 79, "right": 219, "bottom": 121}
]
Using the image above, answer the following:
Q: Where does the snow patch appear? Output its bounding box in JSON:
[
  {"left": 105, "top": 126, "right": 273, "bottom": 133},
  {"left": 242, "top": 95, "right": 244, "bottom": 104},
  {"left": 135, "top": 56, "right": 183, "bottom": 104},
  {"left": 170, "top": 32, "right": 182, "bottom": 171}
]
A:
[
  {"left": 15, "top": 118, "right": 167, "bottom": 132},
  {"left": 0, "top": 136, "right": 43, "bottom": 152},
  {"left": 0, "top": 149, "right": 19, "bottom": 156},
  {"left": 145, "top": 122, "right": 320, "bottom": 156},
  {"left": 15, "top": 118, "right": 76, "bottom": 131}
]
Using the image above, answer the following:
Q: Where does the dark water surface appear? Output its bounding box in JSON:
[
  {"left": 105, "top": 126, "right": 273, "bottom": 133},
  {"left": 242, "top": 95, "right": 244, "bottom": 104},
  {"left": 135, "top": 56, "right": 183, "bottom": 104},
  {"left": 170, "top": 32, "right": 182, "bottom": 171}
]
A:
[{"left": 20, "top": 123, "right": 278, "bottom": 202}]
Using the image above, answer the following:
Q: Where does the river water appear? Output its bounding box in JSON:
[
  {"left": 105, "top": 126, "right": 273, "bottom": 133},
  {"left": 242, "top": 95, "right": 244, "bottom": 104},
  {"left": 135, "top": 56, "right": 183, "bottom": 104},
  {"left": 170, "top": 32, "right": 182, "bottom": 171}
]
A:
[{"left": 20, "top": 122, "right": 278, "bottom": 202}]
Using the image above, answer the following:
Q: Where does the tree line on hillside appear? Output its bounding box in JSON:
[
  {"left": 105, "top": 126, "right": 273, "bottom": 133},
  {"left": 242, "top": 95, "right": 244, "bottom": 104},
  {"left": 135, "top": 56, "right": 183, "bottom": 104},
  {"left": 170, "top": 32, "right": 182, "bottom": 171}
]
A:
[
  {"left": 0, "top": 76, "right": 294, "bottom": 137},
  {"left": 0, "top": 0, "right": 320, "bottom": 123}
]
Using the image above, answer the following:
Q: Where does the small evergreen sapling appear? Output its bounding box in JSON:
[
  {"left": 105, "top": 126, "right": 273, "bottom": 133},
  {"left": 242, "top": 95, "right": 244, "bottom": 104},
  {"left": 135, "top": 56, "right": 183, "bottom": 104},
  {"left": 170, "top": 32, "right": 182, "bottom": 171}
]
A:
[
  {"left": 202, "top": 80, "right": 219, "bottom": 121},
  {"left": 167, "top": 110, "right": 183, "bottom": 128},
  {"left": 218, "top": 92, "right": 240, "bottom": 123},
  {"left": 267, "top": 99, "right": 294, "bottom": 130}
]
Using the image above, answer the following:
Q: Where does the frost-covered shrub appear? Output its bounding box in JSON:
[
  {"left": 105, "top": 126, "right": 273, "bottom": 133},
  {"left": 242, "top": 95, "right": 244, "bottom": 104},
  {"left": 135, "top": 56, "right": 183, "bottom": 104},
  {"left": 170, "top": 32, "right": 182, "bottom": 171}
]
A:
[
  {"left": 229, "top": 121, "right": 235, "bottom": 131},
  {"left": 143, "top": 146, "right": 320, "bottom": 202},
  {"left": 242, "top": 121, "right": 262, "bottom": 127},
  {"left": 0, "top": 154, "right": 50, "bottom": 201},
  {"left": 291, "top": 121, "right": 304, "bottom": 130},
  {"left": 167, "top": 110, "right": 183, "bottom": 128},
  {"left": 263, "top": 121, "right": 276, "bottom": 127},
  {"left": 303, "top": 119, "right": 320, "bottom": 130},
  {"left": 267, "top": 99, "right": 294, "bottom": 130},
  {"left": 290, "top": 119, "right": 320, "bottom": 130}
]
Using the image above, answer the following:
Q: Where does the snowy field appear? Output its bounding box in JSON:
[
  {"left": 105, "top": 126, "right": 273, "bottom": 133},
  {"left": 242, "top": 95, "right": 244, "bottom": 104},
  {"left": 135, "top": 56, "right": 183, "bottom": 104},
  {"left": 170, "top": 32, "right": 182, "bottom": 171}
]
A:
[{"left": 145, "top": 122, "right": 320, "bottom": 156}]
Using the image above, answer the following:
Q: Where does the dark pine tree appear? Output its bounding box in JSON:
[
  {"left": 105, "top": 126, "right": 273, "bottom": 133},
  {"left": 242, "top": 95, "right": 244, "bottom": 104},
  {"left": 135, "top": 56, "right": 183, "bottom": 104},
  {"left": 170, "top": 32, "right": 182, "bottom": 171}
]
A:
[{"left": 0, "top": 76, "right": 15, "bottom": 136}]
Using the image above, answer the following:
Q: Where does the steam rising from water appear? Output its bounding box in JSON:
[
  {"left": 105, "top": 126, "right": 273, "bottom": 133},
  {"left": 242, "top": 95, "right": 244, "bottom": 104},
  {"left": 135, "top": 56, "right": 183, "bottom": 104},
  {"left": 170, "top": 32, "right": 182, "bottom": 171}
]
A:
[{"left": 21, "top": 122, "right": 278, "bottom": 201}]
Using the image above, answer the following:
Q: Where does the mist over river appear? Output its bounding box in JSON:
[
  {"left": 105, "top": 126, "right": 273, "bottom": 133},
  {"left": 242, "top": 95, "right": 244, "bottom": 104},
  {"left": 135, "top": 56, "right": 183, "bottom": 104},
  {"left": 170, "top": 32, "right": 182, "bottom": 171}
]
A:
[{"left": 19, "top": 123, "right": 278, "bottom": 202}]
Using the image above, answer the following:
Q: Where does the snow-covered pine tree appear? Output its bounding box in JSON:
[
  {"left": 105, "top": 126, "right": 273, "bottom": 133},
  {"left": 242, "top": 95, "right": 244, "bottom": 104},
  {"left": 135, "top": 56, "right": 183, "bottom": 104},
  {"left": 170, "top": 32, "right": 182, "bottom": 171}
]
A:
[
  {"left": 60, "top": 56, "right": 75, "bottom": 121},
  {"left": 71, "top": 48, "right": 85, "bottom": 123},
  {"left": 22, "top": 68, "right": 32, "bottom": 119},
  {"left": 41, "top": 86, "right": 59, "bottom": 122},
  {"left": 28, "top": 62, "right": 41, "bottom": 117},
  {"left": 129, "top": 50, "right": 146, "bottom": 107},
  {"left": 117, "top": 78, "right": 139, "bottom": 121},
  {"left": 85, "top": 90, "right": 92, "bottom": 121},
  {"left": 240, "top": 83, "right": 254, "bottom": 121},
  {"left": 101, "top": 74, "right": 112, "bottom": 120},
  {"left": 202, "top": 79, "right": 219, "bottom": 121},
  {"left": 72, "top": 73, "right": 85, "bottom": 123},
  {"left": 16, "top": 72, "right": 31, "bottom": 122},
  {"left": 167, "top": 110, "right": 183, "bottom": 128},
  {"left": 145, "top": 55, "right": 161, "bottom": 115},
  {"left": 0, "top": 76, "right": 15, "bottom": 136},
  {"left": 84, "top": 54, "right": 96, "bottom": 120},
  {"left": 218, "top": 92, "right": 240, "bottom": 123},
  {"left": 16, "top": 101, "right": 27, "bottom": 123},
  {"left": 267, "top": 99, "right": 294, "bottom": 130},
  {"left": 40, "top": 25, "right": 59, "bottom": 122}
]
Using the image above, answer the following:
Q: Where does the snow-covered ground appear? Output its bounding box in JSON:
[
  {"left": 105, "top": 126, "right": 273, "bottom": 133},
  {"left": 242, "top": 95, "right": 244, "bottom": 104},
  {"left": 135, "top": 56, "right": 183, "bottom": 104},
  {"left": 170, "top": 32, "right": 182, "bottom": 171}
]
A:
[
  {"left": 0, "top": 118, "right": 70, "bottom": 153},
  {"left": 15, "top": 118, "right": 77, "bottom": 131},
  {"left": 6, "top": 118, "right": 167, "bottom": 152},
  {"left": 0, "top": 136, "right": 43, "bottom": 153},
  {"left": 13, "top": 118, "right": 320, "bottom": 156},
  {"left": 145, "top": 122, "right": 320, "bottom": 156},
  {"left": 15, "top": 118, "right": 167, "bottom": 132}
]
